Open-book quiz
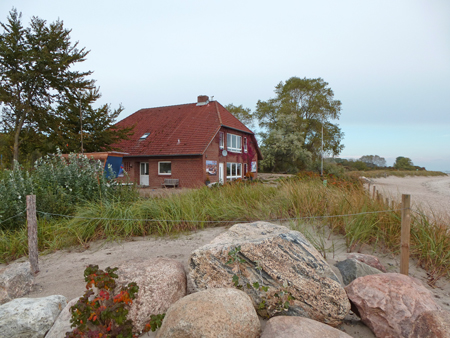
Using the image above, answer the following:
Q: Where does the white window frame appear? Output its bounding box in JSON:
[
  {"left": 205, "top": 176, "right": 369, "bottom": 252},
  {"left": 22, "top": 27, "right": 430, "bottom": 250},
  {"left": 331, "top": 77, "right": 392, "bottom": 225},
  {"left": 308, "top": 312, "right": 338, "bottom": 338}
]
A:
[
  {"left": 227, "top": 133, "right": 242, "bottom": 153},
  {"left": 226, "top": 162, "right": 242, "bottom": 181},
  {"left": 244, "top": 137, "right": 248, "bottom": 153},
  {"left": 158, "top": 161, "right": 172, "bottom": 175},
  {"left": 219, "top": 131, "right": 224, "bottom": 149}
]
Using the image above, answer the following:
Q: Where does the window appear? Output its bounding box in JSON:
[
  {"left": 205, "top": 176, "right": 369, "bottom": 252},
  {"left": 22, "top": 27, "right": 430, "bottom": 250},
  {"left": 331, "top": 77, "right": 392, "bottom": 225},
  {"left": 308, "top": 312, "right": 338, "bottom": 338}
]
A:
[
  {"left": 158, "top": 161, "right": 171, "bottom": 175},
  {"left": 226, "top": 162, "right": 242, "bottom": 181},
  {"left": 244, "top": 137, "right": 248, "bottom": 153},
  {"left": 219, "top": 131, "right": 224, "bottom": 149},
  {"left": 227, "top": 133, "right": 242, "bottom": 153},
  {"left": 139, "top": 133, "right": 150, "bottom": 140}
]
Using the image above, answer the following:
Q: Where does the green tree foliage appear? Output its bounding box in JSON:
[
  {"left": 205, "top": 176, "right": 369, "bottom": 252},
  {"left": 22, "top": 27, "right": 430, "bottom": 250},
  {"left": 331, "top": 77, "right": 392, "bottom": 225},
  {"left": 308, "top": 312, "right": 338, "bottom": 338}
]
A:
[
  {"left": 0, "top": 9, "right": 132, "bottom": 164},
  {"left": 359, "top": 155, "right": 386, "bottom": 168},
  {"left": 255, "top": 77, "right": 344, "bottom": 172},
  {"left": 225, "top": 104, "right": 255, "bottom": 129},
  {"left": 394, "top": 156, "right": 414, "bottom": 170}
]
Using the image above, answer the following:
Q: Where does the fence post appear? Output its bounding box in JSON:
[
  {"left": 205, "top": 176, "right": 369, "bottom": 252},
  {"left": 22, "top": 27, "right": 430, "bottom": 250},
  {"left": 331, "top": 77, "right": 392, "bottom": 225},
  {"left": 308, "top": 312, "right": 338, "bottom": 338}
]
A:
[
  {"left": 400, "top": 194, "right": 411, "bottom": 275},
  {"left": 372, "top": 186, "right": 376, "bottom": 199},
  {"left": 26, "top": 195, "right": 39, "bottom": 274}
]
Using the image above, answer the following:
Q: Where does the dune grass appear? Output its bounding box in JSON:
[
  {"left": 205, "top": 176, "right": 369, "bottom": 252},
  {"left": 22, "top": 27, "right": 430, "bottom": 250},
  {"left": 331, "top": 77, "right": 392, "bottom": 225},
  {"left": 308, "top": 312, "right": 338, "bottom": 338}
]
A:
[{"left": 1, "top": 176, "right": 449, "bottom": 280}]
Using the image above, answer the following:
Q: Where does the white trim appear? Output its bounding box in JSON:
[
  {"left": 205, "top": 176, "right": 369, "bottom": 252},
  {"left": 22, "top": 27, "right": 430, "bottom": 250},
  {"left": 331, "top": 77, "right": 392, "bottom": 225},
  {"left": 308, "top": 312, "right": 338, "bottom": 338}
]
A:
[
  {"left": 226, "top": 162, "right": 242, "bottom": 180},
  {"left": 158, "top": 161, "right": 172, "bottom": 175},
  {"left": 227, "top": 133, "right": 242, "bottom": 153},
  {"left": 244, "top": 137, "right": 248, "bottom": 153}
]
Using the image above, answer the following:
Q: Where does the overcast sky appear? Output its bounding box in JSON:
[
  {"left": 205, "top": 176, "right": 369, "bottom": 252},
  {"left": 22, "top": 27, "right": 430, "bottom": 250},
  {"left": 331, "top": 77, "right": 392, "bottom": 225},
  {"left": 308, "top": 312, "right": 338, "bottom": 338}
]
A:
[{"left": 2, "top": 0, "right": 449, "bottom": 171}]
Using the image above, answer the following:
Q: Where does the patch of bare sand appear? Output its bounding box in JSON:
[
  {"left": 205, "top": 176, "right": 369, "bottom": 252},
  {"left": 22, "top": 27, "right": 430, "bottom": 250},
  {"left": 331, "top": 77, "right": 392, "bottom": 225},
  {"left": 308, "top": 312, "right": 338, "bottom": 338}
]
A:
[
  {"left": 369, "top": 175, "right": 450, "bottom": 221},
  {"left": 3, "top": 219, "right": 450, "bottom": 338}
]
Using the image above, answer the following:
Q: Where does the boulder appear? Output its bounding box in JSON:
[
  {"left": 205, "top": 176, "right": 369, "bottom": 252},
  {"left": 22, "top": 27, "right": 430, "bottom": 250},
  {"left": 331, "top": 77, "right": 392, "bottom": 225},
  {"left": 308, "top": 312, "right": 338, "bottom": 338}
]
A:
[
  {"left": 189, "top": 222, "right": 350, "bottom": 326},
  {"left": 0, "top": 295, "right": 67, "bottom": 338},
  {"left": 116, "top": 258, "right": 187, "bottom": 332},
  {"left": 347, "top": 253, "right": 387, "bottom": 272},
  {"left": 0, "top": 261, "right": 34, "bottom": 304},
  {"left": 45, "top": 297, "right": 79, "bottom": 338},
  {"left": 345, "top": 273, "right": 440, "bottom": 338},
  {"left": 156, "top": 288, "right": 260, "bottom": 338},
  {"left": 409, "top": 310, "right": 450, "bottom": 338},
  {"left": 261, "top": 316, "right": 353, "bottom": 338},
  {"left": 335, "top": 258, "right": 383, "bottom": 286}
]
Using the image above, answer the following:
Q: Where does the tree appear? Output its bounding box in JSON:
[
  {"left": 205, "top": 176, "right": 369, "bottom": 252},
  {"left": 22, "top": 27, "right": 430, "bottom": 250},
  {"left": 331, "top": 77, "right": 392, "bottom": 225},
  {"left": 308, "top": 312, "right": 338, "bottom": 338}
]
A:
[
  {"left": 255, "top": 77, "right": 344, "bottom": 172},
  {"left": 46, "top": 88, "right": 133, "bottom": 153},
  {"left": 0, "top": 9, "right": 131, "bottom": 163},
  {"left": 359, "top": 155, "right": 387, "bottom": 168},
  {"left": 394, "top": 156, "right": 414, "bottom": 170},
  {"left": 225, "top": 104, "right": 254, "bottom": 129}
]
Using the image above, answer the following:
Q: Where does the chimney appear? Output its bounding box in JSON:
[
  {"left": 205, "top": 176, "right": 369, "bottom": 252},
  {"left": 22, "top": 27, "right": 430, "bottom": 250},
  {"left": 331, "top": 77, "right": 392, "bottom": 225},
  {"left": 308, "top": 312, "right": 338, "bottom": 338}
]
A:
[{"left": 196, "top": 95, "right": 209, "bottom": 106}]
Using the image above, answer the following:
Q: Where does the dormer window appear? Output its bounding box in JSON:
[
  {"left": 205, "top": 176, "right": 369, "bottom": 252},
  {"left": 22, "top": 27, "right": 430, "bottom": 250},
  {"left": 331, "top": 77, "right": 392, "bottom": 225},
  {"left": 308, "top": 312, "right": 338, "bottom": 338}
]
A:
[{"left": 139, "top": 133, "right": 150, "bottom": 140}]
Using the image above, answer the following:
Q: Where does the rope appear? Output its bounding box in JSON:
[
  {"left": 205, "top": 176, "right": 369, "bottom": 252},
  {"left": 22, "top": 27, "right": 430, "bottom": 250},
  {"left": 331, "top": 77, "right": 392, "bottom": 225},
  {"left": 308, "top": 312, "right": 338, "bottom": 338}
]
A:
[
  {"left": 36, "top": 208, "right": 405, "bottom": 223},
  {"left": 0, "top": 209, "right": 26, "bottom": 224}
]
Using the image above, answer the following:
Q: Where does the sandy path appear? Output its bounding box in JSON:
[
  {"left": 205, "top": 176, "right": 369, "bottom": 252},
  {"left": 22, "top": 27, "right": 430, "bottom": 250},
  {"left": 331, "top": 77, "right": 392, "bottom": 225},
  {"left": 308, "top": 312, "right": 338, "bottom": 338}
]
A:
[{"left": 368, "top": 175, "right": 450, "bottom": 220}]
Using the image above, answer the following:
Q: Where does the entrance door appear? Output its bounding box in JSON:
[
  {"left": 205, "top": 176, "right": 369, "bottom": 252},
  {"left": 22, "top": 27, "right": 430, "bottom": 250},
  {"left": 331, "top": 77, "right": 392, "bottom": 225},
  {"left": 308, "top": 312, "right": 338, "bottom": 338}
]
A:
[
  {"left": 140, "top": 162, "right": 149, "bottom": 186},
  {"left": 219, "top": 163, "right": 224, "bottom": 184}
]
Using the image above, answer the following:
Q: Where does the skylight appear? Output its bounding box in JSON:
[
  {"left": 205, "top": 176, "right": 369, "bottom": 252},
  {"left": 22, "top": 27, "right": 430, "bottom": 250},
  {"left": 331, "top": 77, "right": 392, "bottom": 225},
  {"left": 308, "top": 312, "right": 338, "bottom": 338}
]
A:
[{"left": 139, "top": 133, "right": 150, "bottom": 140}]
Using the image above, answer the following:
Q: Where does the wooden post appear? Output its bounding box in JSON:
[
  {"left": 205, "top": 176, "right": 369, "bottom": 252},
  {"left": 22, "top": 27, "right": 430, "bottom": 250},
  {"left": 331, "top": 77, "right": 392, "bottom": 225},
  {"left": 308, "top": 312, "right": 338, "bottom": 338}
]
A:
[
  {"left": 400, "top": 194, "right": 411, "bottom": 275},
  {"left": 386, "top": 197, "right": 389, "bottom": 207},
  {"left": 372, "top": 186, "right": 376, "bottom": 199},
  {"left": 26, "top": 195, "right": 39, "bottom": 274}
]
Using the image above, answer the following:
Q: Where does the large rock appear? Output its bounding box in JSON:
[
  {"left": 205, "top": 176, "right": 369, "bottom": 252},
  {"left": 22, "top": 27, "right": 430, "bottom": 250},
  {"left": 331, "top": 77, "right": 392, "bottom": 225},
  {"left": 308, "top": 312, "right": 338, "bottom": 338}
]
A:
[
  {"left": 409, "top": 310, "right": 450, "bottom": 338},
  {"left": 156, "top": 288, "right": 260, "bottom": 338},
  {"left": 0, "top": 295, "right": 67, "bottom": 338},
  {"left": 345, "top": 273, "right": 440, "bottom": 338},
  {"left": 261, "top": 316, "right": 353, "bottom": 338},
  {"left": 0, "top": 262, "right": 34, "bottom": 304},
  {"left": 116, "top": 258, "right": 187, "bottom": 332},
  {"left": 335, "top": 258, "right": 383, "bottom": 285},
  {"left": 348, "top": 253, "right": 387, "bottom": 272},
  {"left": 45, "top": 297, "right": 79, "bottom": 338},
  {"left": 189, "top": 222, "right": 350, "bottom": 326}
]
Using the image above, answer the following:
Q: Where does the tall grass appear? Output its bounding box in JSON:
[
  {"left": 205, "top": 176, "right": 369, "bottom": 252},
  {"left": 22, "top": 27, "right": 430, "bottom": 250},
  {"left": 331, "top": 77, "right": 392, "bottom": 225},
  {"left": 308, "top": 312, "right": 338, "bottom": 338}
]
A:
[{"left": 1, "top": 176, "right": 449, "bottom": 280}]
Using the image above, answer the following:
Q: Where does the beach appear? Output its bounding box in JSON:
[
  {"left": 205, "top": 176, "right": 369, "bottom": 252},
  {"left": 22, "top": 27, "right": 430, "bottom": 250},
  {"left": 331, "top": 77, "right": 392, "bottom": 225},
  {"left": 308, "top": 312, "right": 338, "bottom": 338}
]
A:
[
  {"left": 3, "top": 174, "right": 450, "bottom": 337},
  {"left": 369, "top": 175, "right": 450, "bottom": 221}
]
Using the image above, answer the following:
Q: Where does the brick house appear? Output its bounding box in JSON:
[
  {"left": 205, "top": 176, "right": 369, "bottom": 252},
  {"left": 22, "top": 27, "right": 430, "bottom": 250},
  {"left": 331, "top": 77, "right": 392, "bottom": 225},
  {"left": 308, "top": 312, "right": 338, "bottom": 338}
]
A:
[{"left": 113, "top": 95, "right": 262, "bottom": 188}]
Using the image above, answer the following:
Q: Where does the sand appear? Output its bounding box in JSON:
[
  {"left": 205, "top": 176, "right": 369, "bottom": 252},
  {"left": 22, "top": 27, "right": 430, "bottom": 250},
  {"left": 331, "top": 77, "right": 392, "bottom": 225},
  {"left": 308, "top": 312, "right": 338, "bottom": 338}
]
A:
[
  {"left": 369, "top": 175, "right": 450, "bottom": 221},
  {"left": 2, "top": 175, "right": 450, "bottom": 337}
]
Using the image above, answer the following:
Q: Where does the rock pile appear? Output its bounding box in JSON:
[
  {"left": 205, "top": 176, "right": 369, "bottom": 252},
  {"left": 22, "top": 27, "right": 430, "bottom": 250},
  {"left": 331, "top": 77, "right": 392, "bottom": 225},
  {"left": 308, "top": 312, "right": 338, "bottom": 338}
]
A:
[{"left": 1, "top": 221, "right": 449, "bottom": 338}]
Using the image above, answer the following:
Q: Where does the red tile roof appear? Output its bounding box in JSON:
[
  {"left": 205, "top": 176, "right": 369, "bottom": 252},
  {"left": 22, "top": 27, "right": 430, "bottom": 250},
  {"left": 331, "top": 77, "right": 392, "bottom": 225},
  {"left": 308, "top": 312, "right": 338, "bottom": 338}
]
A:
[{"left": 113, "top": 101, "right": 254, "bottom": 156}]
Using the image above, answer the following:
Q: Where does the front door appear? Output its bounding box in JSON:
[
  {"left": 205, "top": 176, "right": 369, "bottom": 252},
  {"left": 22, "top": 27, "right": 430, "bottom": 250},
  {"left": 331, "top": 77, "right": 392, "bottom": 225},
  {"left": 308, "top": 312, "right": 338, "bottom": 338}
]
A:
[
  {"left": 140, "top": 162, "right": 149, "bottom": 186},
  {"left": 219, "top": 163, "right": 224, "bottom": 184}
]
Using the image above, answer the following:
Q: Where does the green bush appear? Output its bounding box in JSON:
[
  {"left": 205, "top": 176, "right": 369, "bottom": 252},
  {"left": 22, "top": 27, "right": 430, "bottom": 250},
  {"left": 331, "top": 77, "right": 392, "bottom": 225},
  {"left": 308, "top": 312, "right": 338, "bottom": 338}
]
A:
[{"left": 0, "top": 150, "right": 137, "bottom": 231}]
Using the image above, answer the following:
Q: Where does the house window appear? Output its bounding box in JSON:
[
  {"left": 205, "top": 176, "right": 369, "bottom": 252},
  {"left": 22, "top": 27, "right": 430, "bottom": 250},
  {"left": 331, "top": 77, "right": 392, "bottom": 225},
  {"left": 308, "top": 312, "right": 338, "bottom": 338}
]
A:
[
  {"left": 139, "top": 133, "right": 150, "bottom": 140},
  {"left": 226, "top": 162, "right": 242, "bottom": 181},
  {"left": 219, "top": 131, "right": 224, "bottom": 149},
  {"left": 227, "top": 133, "right": 242, "bottom": 153},
  {"left": 244, "top": 137, "right": 248, "bottom": 153},
  {"left": 124, "top": 162, "right": 131, "bottom": 172},
  {"left": 158, "top": 161, "right": 171, "bottom": 175}
]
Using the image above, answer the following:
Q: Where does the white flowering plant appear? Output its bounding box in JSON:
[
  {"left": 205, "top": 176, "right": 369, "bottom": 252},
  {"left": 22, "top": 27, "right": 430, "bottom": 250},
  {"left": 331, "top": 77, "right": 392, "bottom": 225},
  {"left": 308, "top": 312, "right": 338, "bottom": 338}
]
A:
[{"left": 0, "top": 150, "right": 136, "bottom": 231}]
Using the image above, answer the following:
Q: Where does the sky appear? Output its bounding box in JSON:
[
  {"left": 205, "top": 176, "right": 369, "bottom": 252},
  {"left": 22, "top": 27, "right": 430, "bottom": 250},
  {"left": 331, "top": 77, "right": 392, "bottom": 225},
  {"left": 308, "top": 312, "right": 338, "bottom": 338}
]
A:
[{"left": 1, "top": 0, "right": 449, "bottom": 171}]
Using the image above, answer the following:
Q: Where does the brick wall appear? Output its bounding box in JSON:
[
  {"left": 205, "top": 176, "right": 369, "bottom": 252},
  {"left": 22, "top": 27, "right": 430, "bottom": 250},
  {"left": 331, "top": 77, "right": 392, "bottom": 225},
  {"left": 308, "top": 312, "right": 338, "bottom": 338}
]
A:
[
  {"left": 118, "top": 127, "right": 260, "bottom": 188},
  {"left": 120, "top": 156, "right": 204, "bottom": 188}
]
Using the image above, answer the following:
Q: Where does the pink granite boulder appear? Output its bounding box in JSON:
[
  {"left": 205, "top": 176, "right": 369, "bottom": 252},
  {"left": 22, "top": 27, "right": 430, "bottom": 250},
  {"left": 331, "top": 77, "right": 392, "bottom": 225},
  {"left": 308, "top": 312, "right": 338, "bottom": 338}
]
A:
[
  {"left": 345, "top": 273, "right": 440, "bottom": 338},
  {"left": 261, "top": 316, "right": 352, "bottom": 338},
  {"left": 409, "top": 310, "right": 450, "bottom": 338},
  {"left": 116, "top": 258, "right": 186, "bottom": 333}
]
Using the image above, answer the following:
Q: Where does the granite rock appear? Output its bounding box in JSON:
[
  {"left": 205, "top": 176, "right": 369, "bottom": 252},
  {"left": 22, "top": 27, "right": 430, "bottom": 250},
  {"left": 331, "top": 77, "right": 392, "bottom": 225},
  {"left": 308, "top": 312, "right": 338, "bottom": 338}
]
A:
[
  {"left": 335, "top": 258, "right": 383, "bottom": 286},
  {"left": 0, "top": 261, "right": 34, "bottom": 305}
]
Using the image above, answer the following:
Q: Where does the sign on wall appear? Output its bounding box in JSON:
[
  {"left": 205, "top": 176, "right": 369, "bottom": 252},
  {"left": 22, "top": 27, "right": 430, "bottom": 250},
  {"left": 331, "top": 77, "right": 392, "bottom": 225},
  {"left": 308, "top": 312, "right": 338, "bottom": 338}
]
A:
[
  {"left": 251, "top": 161, "right": 257, "bottom": 172},
  {"left": 206, "top": 160, "right": 217, "bottom": 175}
]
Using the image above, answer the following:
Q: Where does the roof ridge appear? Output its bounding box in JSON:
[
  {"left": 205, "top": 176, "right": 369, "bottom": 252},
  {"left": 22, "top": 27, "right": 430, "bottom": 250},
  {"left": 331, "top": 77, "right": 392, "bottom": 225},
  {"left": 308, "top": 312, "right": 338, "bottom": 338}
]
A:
[{"left": 215, "top": 101, "right": 223, "bottom": 124}]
